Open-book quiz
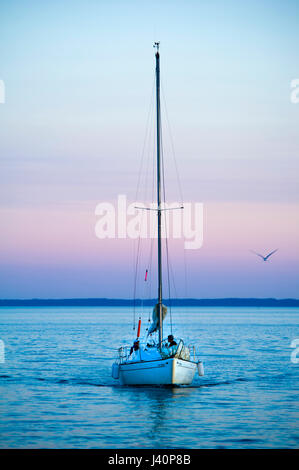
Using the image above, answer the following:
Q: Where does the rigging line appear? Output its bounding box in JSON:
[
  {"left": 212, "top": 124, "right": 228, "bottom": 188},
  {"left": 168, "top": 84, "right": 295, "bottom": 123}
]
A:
[
  {"left": 145, "top": 135, "right": 156, "bottom": 324},
  {"left": 141, "top": 88, "right": 154, "bottom": 207},
  {"left": 148, "top": 141, "right": 156, "bottom": 323},
  {"left": 135, "top": 82, "right": 155, "bottom": 325},
  {"left": 164, "top": 227, "right": 173, "bottom": 334},
  {"left": 148, "top": 237, "right": 154, "bottom": 322},
  {"left": 139, "top": 107, "right": 154, "bottom": 321},
  {"left": 142, "top": 235, "right": 154, "bottom": 325},
  {"left": 183, "top": 239, "right": 188, "bottom": 299},
  {"left": 168, "top": 252, "right": 188, "bottom": 341},
  {"left": 141, "top": 240, "right": 151, "bottom": 316},
  {"left": 167, "top": 242, "right": 189, "bottom": 344},
  {"left": 143, "top": 117, "right": 154, "bottom": 206},
  {"left": 160, "top": 123, "right": 173, "bottom": 334},
  {"left": 161, "top": 79, "right": 184, "bottom": 206},
  {"left": 133, "top": 234, "right": 142, "bottom": 331},
  {"left": 146, "top": 234, "right": 154, "bottom": 289},
  {"left": 162, "top": 131, "right": 172, "bottom": 334},
  {"left": 134, "top": 76, "right": 155, "bottom": 203},
  {"left": 168, "top": 253, "right": 179, "bottom": 300},
  {"left": 151, "top": 125, "right": 156, "bottom": 206},
  {"left": 161, "top": 78, "right": 187, "bottom": 328},
  {"left": 169, "top": 257, "right": 185, "bottom": 340},
  {"left": 132, "top": 76, "right": 155, "bottom": 331}
]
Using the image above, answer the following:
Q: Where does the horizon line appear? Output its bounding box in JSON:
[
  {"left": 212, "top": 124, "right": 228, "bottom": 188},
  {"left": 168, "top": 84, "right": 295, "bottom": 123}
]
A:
[{"left": 0, "top": 297, "right": 298, "bottom": 307}]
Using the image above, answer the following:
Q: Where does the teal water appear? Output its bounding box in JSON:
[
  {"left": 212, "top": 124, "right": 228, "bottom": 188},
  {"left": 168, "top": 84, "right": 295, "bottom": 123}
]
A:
[{"left": 0, "top": 306, "right": 298, "bottom": 448}]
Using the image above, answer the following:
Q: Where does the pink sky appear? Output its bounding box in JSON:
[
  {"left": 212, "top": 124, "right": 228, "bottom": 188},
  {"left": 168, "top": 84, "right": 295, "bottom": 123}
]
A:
[{"left": 0, "top": 201, "right": 298, "bottom": 298}]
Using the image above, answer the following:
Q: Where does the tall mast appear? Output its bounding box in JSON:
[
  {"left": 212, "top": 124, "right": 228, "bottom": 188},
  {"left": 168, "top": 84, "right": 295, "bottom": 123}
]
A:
[{"left": 154, "top": 42, "right": 163, "bottom": 348}]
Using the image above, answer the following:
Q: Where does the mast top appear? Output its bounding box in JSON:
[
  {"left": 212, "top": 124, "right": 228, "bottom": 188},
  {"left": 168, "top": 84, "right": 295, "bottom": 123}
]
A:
[{"left": 153, "top": 41, "right": 160, "bottom": 56}]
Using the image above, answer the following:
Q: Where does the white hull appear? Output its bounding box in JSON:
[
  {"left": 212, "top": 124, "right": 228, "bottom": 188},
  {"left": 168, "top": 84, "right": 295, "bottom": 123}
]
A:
[{"left": 118, "top": 357, "right": 198, "bottom": 386}]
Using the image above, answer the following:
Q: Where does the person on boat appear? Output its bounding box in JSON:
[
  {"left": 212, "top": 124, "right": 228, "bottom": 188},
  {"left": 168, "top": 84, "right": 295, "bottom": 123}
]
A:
[
  {"left": 167, "top": 335, "right": 177, "bottom": 356},
  {"left": 167, "top": 335, "right": 177, "bottom": 347},
  {"left": 129, "top": 340, "right": 140, "bottom": 356}
]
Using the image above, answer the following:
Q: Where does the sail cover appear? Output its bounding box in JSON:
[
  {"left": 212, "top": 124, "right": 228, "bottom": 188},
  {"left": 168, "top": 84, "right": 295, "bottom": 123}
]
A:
[{"left": 148, "top": 303, "right": 167, "bottom": 335}]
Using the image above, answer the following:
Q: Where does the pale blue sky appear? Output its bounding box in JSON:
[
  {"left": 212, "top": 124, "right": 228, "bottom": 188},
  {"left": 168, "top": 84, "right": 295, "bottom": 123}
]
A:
[{"left": 1, "top": 0, "right": 299, "bottom": 201}]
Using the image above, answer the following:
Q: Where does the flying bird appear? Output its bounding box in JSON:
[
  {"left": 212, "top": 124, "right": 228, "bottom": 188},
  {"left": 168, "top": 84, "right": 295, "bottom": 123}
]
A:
[{"left": 250, "top": 249, "right": 279, "bottom": 262}]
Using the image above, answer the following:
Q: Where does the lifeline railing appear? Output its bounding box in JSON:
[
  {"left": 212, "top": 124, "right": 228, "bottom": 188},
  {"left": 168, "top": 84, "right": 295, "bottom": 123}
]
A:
[{"left": 117, "top": 338, "right": 194, "bottom": 363}]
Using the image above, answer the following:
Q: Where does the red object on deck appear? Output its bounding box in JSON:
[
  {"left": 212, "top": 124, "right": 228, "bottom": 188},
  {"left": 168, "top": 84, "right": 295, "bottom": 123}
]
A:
[{"left": 137, "top": 318, "right": 141, "bottom": 338}]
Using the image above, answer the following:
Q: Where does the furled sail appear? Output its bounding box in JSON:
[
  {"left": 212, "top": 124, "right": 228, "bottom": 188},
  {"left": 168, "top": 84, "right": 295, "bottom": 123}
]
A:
[{"left": 148, "top": 303, "right": 167, "bottom": 335}]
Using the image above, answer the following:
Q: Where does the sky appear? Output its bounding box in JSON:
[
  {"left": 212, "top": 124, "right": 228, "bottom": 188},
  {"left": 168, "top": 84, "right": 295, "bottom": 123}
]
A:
[{"left": 0, "top": 0, "right": 298, "bottom": 298}]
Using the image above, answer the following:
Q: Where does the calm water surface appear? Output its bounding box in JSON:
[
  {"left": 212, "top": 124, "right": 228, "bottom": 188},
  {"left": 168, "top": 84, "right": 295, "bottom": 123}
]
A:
[{"left": 0, "top": 306, "right": 298, "bottom": 448}]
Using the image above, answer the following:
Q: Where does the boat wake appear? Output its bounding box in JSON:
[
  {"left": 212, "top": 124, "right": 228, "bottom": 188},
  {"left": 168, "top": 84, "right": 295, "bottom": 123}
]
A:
[{"left": 0, "top": 371, "right": 294, "bottom": 389}]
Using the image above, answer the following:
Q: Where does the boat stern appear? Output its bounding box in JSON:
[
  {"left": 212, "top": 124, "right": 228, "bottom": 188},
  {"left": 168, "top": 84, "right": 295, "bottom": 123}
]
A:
[{"left": 171, "top": 358, "right": 197, "bottom": 385}]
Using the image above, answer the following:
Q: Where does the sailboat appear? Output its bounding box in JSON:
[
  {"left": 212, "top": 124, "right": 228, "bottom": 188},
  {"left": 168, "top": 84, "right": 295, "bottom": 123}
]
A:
[{"left": 112, "top": 43, "right": 204, "bottom": 386}]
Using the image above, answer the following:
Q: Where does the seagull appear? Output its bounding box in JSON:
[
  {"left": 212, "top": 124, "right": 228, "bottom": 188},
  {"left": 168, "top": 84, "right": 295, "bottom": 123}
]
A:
[{"left": 250, "top": 249, "right": 279, "bottom": 262}]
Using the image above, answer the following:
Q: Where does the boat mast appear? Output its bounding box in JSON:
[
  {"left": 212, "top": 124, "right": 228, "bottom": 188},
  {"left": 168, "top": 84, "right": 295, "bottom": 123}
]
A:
[{"left": 154, "top": 42, "right": 163, "bottom": 349}]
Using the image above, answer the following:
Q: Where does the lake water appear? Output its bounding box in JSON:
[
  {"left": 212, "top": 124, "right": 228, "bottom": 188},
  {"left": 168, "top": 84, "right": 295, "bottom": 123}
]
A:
[{"left": 0, "top": 306, "right": 298, "bottom": 449}]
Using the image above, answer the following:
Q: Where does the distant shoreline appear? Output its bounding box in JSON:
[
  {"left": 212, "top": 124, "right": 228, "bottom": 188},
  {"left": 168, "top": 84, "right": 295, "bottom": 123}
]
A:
[{"left": 0, "top": 298, "right": 299, "bottom": 307}]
